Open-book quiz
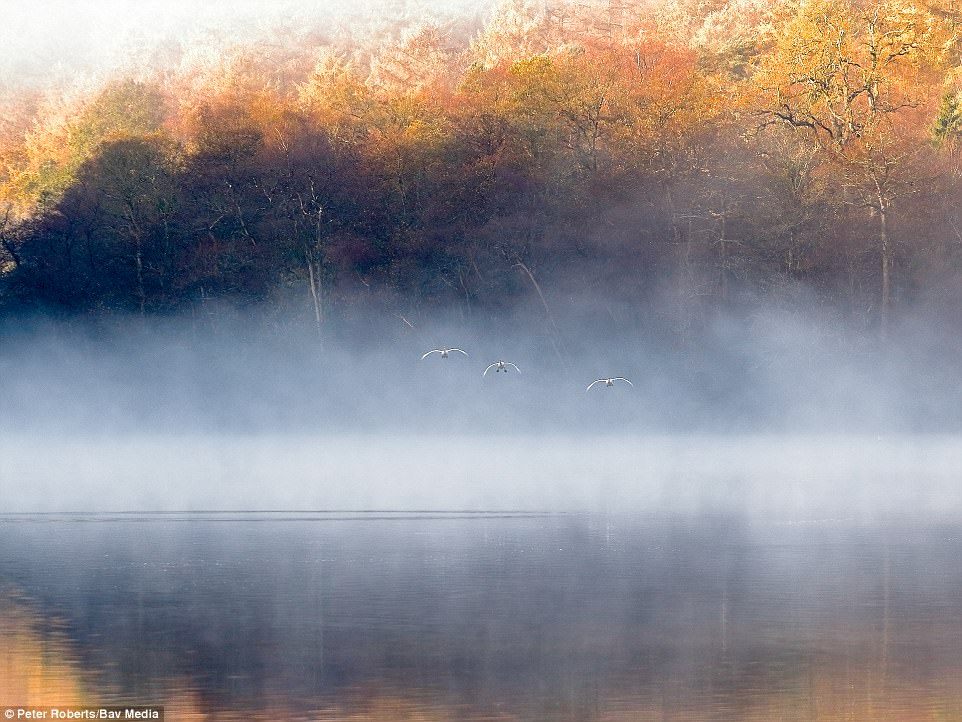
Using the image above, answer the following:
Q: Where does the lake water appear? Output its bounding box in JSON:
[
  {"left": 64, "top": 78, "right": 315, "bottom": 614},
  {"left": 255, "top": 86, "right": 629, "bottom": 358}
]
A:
[{"left": 3, "top": 510, "right": 962, "bottom": 720}]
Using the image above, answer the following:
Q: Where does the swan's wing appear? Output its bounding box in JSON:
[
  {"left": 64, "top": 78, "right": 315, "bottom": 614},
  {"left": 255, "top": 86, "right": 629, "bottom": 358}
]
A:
[
  {"left": 586, "top": 379, "right": 604, "bottom": 392},
  {"left": 613, "top": 377, "right": 633, "bottom": 386},
  {"left": 449, "top": 348, "right": 468, "bottom": 356},
  {"left": 483, "top": 363, "right": 497, "bottom": 376},
  {"left": 506, "top": 363, "right": 521, "bottom": 373},
  {"left": 421, "top": 350, "right": 441, "bottom": 360}
]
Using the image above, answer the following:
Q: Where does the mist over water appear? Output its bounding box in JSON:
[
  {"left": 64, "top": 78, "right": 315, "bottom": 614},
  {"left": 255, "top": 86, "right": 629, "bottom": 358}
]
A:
[
  {"left": 2, "top": 304, "right": 961, "bottom": 516},
  {"left": 5, "top": 303, "right": 960, "bottom": 434}
]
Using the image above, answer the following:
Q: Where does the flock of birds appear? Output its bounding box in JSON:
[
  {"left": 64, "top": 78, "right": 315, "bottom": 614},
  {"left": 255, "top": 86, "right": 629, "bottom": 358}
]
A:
[{"left": 420, "top": 347, "right": 633, "bottom": 392}]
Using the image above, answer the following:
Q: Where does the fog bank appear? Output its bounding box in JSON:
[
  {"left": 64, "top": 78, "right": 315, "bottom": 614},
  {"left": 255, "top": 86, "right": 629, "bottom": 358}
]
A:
[
  {"left": 2, "top": 307, "right": 960, "bottom": 513},
  {"left": 2, "top": 433, "right": 961, "bottom": 518}
]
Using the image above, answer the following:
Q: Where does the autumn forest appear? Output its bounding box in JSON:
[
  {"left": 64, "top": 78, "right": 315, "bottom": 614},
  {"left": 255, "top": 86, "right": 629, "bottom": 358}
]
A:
[{"left": 3, "top": 0, "right": 962, "bottom": 340}]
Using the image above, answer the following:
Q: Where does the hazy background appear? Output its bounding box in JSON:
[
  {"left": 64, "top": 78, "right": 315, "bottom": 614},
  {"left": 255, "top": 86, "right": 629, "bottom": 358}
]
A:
[{"left": 0, "top": 0, "right": 491, "bottom": 94}]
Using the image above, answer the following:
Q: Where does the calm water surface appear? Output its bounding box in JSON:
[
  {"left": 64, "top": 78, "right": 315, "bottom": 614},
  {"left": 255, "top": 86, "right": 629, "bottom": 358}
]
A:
[{"left": 2, "top": 511, "right": 962, "bottom": 720}]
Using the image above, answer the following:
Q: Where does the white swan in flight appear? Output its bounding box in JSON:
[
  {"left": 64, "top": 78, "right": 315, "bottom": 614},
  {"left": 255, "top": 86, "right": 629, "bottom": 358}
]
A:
[
  {"left": 586, "top": 377, "right": 633, "bottom": 392},
  {"left": 421, "top": 348, "right": 468, "bottom": 359},
  {"left": 483, "top": 360, "right": 521, "bottom": 376}
]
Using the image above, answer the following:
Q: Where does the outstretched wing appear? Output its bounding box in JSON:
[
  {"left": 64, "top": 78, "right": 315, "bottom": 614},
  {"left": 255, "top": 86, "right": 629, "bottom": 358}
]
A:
[
  {"left": 613, "top": 377, "right": 633, "bottom": 386},
  {"left": 586, "top": 379, "right": 605, "bottom": 392},
  {"left": 421, "top": 350, "right": 441, "bottom": 360},
  {"left": 483, "top": 363, "right": 498, "bottom": 376},
  {"left": 449, "top": 348, "right": 468, "bottom": 356},
  {"left": 506, "top": 363, "right": 521, "bottom": 374}
]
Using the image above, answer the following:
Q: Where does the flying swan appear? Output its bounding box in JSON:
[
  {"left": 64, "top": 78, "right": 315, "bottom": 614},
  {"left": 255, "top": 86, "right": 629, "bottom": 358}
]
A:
[
  {"left": 421, "top": 348, "right": 468, "bottom": 359},
  {"left": 586, "top": 377, "right": 633, "bottom": 392},
  {"left": 483, "top": 360, "right": 521, "bottom": 376}
]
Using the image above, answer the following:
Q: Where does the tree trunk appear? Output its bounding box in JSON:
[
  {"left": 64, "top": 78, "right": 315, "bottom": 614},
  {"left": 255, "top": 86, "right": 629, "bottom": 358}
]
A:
[
  {"left": 135, "top": 241, "right": 146, "bottom": 317},
  {"left": 307, "top": 254, "right": 322, "bottom": 337},
  {"left": 877, "top": 188, "right": 890, "bottom": 341},
  {"left": 514, "top": 261, "right": 567, "bottom": 369},
  {"left": 718, "top": 206, "right": 729, "bottom": 304},
  {"left": 0, "top": 206, "right": 20, "bottom": 267},
  {"left": 665, "top": 187, "right": 693, "bottom": 341},
  {"left": 0, "top": 236, "right": 20, "bottom": 268}
]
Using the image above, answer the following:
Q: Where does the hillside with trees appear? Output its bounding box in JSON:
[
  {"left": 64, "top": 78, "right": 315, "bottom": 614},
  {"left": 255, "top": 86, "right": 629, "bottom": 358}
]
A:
[{"left": 2, "top": 0, "right": 962, "bottom": 339}]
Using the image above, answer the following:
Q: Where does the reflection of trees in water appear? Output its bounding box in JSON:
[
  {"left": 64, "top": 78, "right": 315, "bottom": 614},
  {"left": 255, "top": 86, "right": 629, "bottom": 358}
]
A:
[
  {"left": 5, "top": 523, "right": 962, "bottom": 721},
  {"left": 0, "top": 590, "right": 493, "bottom": 722},
  {"left": 0, "top": 587, "right": 89, "bottom": 706},
  {"left": 3, "top": 573, "right": 962, "bottom": 721}
]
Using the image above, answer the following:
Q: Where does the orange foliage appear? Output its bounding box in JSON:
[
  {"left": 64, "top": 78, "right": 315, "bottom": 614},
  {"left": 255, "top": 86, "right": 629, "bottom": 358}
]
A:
[{"left": 2, "top": 0, "right": 962, "bottom": 325}]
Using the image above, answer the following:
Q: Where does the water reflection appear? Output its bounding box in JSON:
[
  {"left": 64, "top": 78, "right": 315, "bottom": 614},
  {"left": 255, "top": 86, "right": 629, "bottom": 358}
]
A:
[
  {"left": 2, "top": 513, "right": 962, "bottom": 720},
  {"left": 0, "top": 589, "right": 89, "bottom": 707}
]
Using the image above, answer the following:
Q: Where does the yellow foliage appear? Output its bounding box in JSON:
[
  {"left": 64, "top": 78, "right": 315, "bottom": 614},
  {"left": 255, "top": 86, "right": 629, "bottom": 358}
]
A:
[{"left": 753, "top": 0, "right": 949, "bottom": 152}]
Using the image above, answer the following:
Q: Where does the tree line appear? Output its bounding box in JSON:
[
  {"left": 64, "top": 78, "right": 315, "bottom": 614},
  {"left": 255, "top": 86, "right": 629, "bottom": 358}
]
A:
[{"left": 2, "top": 0, "right": 962, "bottom": 338}]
